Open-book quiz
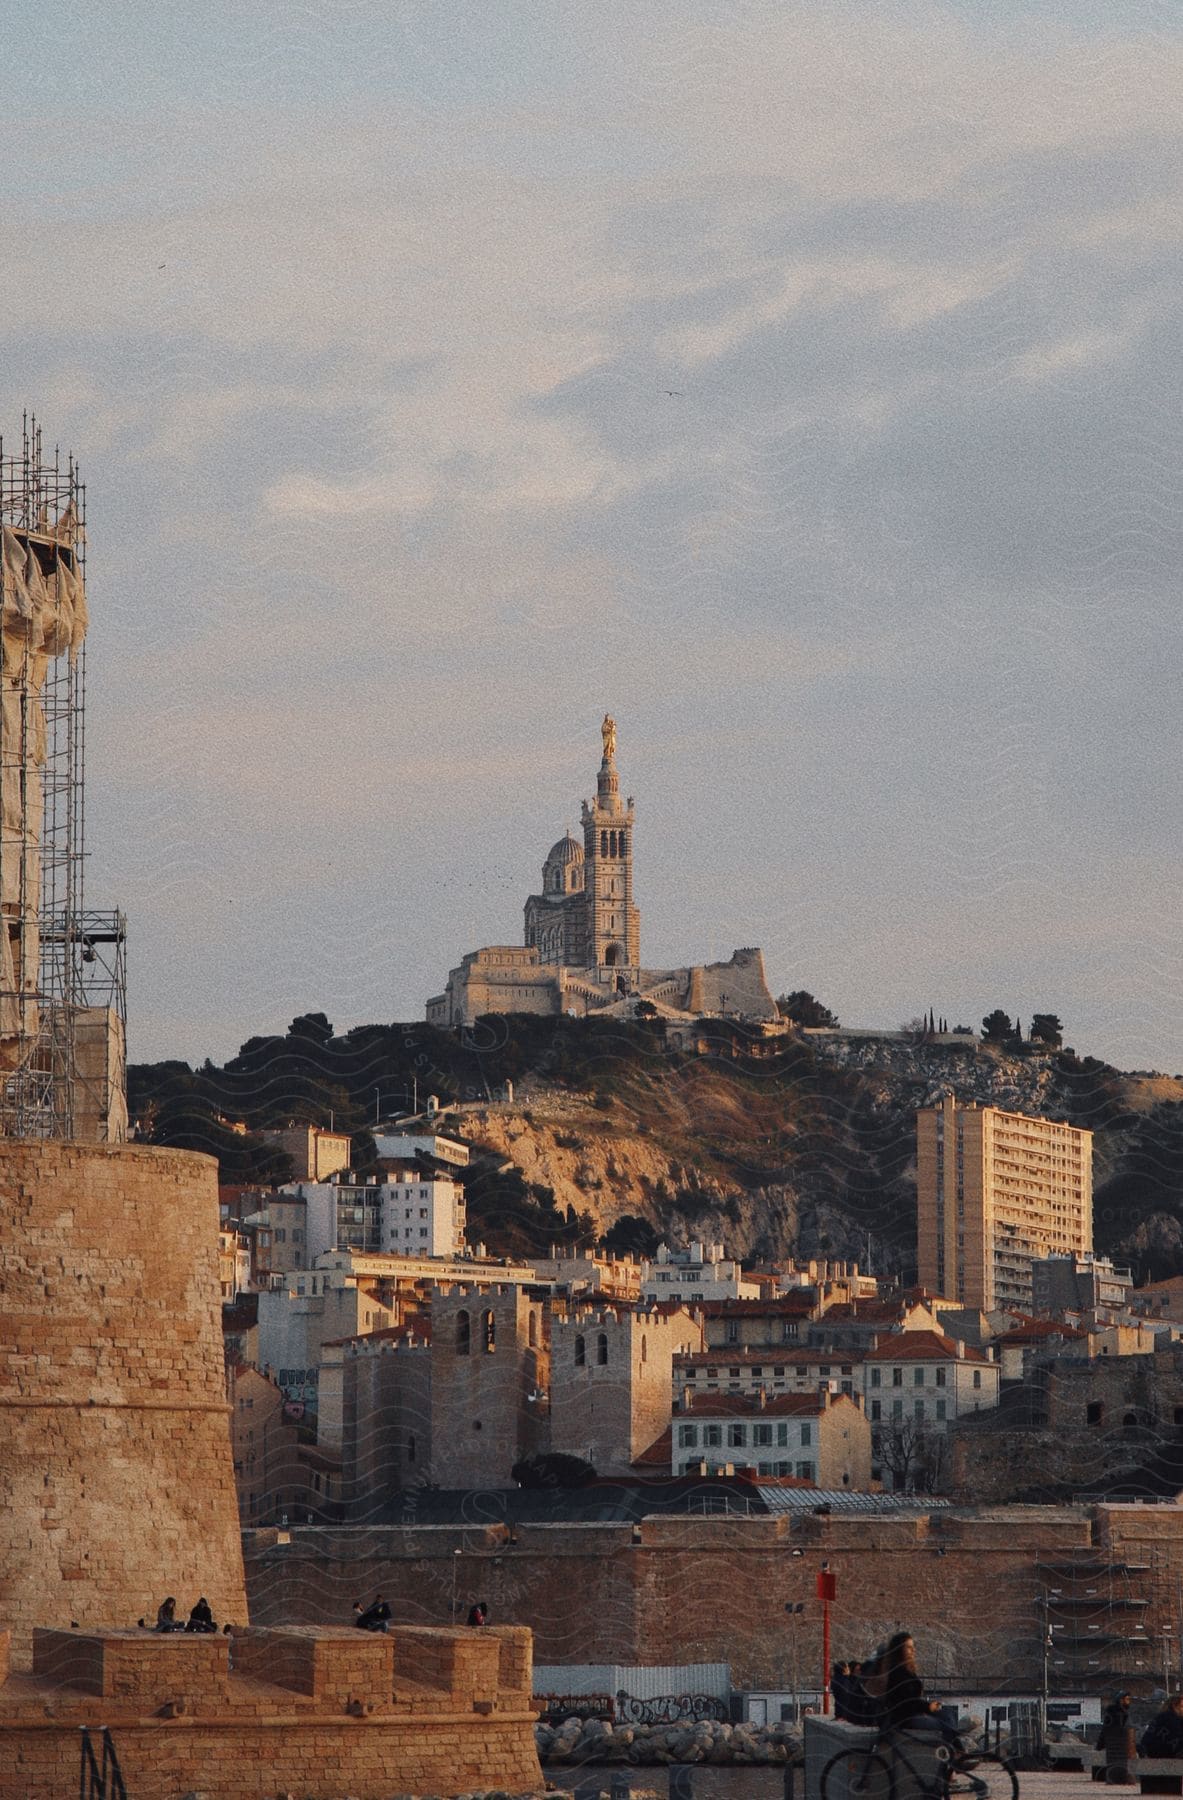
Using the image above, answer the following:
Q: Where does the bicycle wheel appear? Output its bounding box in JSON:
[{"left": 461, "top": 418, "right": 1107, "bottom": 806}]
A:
[
  {"left": 947, "top": 1752, "right": 1019, "bottom": 1800},
  {"left": 821, "top": 1748, "right": 896, "bottom": 1800}
]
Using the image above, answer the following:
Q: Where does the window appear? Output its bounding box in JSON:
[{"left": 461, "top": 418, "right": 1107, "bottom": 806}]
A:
[
  {"left": 727, "top": 1423, "right": 746, "bottom": 1448},
  {"left": 935, "top": 1367, "right": 946, "bottom": 1388},
  {"left": 796, "top": 1461, "right": 815, "bottom": 1481},
  {"left": 597, "top": 1332, "right": 609, "bottom": 1366},
  {"left": 574, "top": 1335, "right": 586, "bottom": 1367},
  {"left": 892, "top": 1400, "right": 903, "bottom": 1420},
  {"left": 726, "top": 1322, "right": 740, "bottom": 1344},
  {"left": 678, "top": 1424, "right": 697, "bottom": 1448},
  {"left": 641, "top": 1334, "right": 647, "bottom": 1363},
  {"left": 728, "top": 1367, "right": 741, "bottom": 1378},
  {"left": 914, "top": 1400, "right": 924, "bottom": 1421},
  {"left": 528, "top": 1312, "right": 538, "bottom": 1348},
  {"left": 1087, "top": 1401, "right": 1104, "bottom": 1426},
  {"left": 870, "top": 1368, "right": 881, "bottom": 1388},
  {"left": 972, "top": 1370, "right": 982, "bottom": 1389},
  {"left": 914, "top": 1367, "right": 924, "bottom": 1386},
  {"left": 871, "top": 1400, "right": 881, "bottom": 1422},
  {"left": 935, "top": 1400, "right": 946, "bottom": 1422},
  {"left": 892, "top": 1368, "right": 903, "bottom": 1387},
  {"left": 754, "top": 1423, "right": 772, "bottom": 1447},
  {"left": 705, "top": 1424, "right": 722, "bottom": 1447},
  {"left": 800, "top": 1424, "right": 812, "bottom": 1447},
  {"left": 482, "top": 1309, "right": 496, "bottom": 1354}
]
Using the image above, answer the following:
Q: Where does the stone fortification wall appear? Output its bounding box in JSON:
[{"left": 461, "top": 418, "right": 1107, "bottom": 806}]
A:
[
  {"left": 244, "top": 1505, "right": 1183, "bottom": 1693},
  {"left": 0, "top": 1142, "right": 247, "bottom": 1661},
  {"left": 0, "top": 1624, "right": 540, "bottom": 1800}
]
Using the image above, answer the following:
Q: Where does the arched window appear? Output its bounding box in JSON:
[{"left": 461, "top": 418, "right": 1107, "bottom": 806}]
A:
[
  {"left": 574, "top": 1334, "right": 586, "bottom": 1367},
  {"left": 597, "top": 1332, "right": 609, "bottom": 1366},
  {"left": 483, "top": 1310, "right": 496, "bottom": 1354},
  {"left": 600, "top": 831, "right": 607, "bottom": 857},
  {"left": 456, "top": 1310, "right": 471, "bottom": 1356},
  {"left": 619, "top": 831, "right": 627, "bottom": 857},
  {"left": 528, "top": 1311, "right": 538, "bottom": 1348}
]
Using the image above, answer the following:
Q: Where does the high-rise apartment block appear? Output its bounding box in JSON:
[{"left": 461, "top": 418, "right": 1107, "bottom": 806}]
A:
[{"left": 916, "top": 1096, "right": 1092, "bottom": 1311}]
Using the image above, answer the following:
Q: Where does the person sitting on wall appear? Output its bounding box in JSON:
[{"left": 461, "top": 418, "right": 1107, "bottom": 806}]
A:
[
  {"left": 354, "top": 1595, "right": 392, "bottom": 1632},
  {"left": 154, "top": 1597, "right": 183, "bottom": 1632},
  {"left": 1140, "top": 1696, "right": 1183, "bottom": 1760},
  {"left": 185, "top": 1597, "right": 216, "bottom": 1633},
  {"left": 466, "top": 1601, "right": 489, "bottom": 1627}
]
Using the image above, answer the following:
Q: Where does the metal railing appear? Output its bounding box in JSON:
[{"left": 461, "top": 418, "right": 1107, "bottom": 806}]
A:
[{"left": 79, "top": 1726, "right": 127, "bottom": 1799}]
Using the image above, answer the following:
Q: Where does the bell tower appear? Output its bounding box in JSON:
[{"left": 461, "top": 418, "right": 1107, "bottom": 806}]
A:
[{"left": 580, "top": 714, "right": 640, "bottom": 973}]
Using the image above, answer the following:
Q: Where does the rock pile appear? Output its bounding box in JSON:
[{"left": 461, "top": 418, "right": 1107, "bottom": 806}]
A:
[{"left": 537, "top": 1715, "right": 804, "bottom": 1766}]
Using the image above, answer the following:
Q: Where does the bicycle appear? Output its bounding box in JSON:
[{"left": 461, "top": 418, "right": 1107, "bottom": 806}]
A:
[{"left": 820, "top": 1727, "right": 1019, "bottom": 1800}]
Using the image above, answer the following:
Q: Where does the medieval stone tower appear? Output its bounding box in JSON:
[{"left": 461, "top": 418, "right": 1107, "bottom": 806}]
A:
[
  {"left": 0, "top": 433, "right": 247, "bottom": 1665},
  {"left": 580, "top": 714, "right": 640, "bottom": 972},
  {"left": 0, "top": 1141, "right": 249, "bottom": 1663},
  {"left": 548, "top": 1303, "right": 702, "bottom": 1474},
  {"left": 429, "top": 1286, "right": 550, "bottom": 1487}
]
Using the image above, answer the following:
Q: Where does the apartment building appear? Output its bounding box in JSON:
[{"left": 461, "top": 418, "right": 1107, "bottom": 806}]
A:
[
  {"left": 671, "top": 1389, "right": 871, "bottom": 1487},
  {"left": 917, "top": 1096, "right": 1092, "bottom": 1311},
  {"left": 641, "top": 1241, "right": 760, "bottom": 1303}
]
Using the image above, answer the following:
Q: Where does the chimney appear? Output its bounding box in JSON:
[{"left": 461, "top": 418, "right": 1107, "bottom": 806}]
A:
[
  {"left": 956, "top": 1340, "right": 966, "bottom": 1359},
  {"left": 757, "top": 1386, "right": 767, "bottom": 1409}
]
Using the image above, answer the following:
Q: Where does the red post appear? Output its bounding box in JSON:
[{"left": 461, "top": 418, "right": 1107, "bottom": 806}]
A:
[{"left": 817, "top": 1564, "right": 836, "bottom": 1715}]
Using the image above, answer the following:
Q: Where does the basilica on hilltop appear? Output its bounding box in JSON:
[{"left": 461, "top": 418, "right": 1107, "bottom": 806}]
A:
[{"left": 426, "top": 717, "right": 779, "bottom": 1029}]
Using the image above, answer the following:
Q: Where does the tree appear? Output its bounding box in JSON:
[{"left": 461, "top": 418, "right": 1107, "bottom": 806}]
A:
[
  {"left": 511, "top": 1452, "right": 597, "bottom": 1489},
  {"left": 981, "top": 1009, "right": 1013, "bottom": 1043},
  {"left": 777, "top": 991, "right": 839, "bottom": 1029},
  {"left": 287, "top": 1012, "right": 334, "bottom": 1047},
  {"left": 1029, "top": 1013, "right": 1064, "bottom": 1048},
  {"left": 876, "top": 1417, "right": 947, "bottom": 1494}
]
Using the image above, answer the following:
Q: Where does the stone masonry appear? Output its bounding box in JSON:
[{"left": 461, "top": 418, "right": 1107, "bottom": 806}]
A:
[
  {"left": 0, "top": 1142, "right": 248, "bottom": 1662},
  {"left": 245, "top": 1504, "right": 1183, "bottom": 1695},
  {"left": 0, "top": 1624, "right": 540, "bottom": 1800}
]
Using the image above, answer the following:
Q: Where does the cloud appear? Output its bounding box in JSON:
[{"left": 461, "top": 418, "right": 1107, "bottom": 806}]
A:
[{"left": 1, "top": 0, "right": 1180, "bottom": 1067}]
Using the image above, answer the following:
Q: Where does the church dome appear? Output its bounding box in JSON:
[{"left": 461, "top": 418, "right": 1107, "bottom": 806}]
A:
[{"left": 545, "top": 833, "right": 584, "bottom": 868}]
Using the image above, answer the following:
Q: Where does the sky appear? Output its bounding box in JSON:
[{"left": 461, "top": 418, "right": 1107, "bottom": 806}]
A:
[{"left": 2, "top": 1, "right": 1180, "bottom": 1072}]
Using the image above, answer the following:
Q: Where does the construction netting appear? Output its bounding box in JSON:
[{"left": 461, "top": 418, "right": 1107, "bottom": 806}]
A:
[{"left": 0, "top": 511, "right": 87, "bottom": 1066}]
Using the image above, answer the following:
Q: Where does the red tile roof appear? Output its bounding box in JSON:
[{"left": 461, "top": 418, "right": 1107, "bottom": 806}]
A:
[
  {"left": 632, "top": 1426, "right": 672, "bottom": 1469},
  {"left": 676, "top": 1349, "right": 864, "bottom": 1368},
  {"left": 995, "top": 1317, "right": 1087, "bottom": 1345},
  {"left": 863, "top": 1330, "right": 989, "bottom": 1364},
  {"left": 698, "top": 1296, "right": 816, "bottom": 1317}
]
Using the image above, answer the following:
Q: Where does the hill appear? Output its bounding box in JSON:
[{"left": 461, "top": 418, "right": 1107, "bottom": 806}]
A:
[{"left": 127, "top": 1011, "right": 1183, "bottom": 1279}]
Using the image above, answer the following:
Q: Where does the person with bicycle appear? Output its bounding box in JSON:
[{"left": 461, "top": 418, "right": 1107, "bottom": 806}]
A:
[{"left": 820, "top": 1635, "right": 1016, "bottom": 1800}]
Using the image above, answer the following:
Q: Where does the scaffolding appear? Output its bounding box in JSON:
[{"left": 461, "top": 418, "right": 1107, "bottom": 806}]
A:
[{"left": 0, "top": 414, "right": 125, "bottom": 1138}]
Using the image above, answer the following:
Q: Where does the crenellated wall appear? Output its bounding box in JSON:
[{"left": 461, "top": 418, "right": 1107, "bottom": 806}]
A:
[{"left": 0, "top": 1624, "right": 541, "bottom": 1800}]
